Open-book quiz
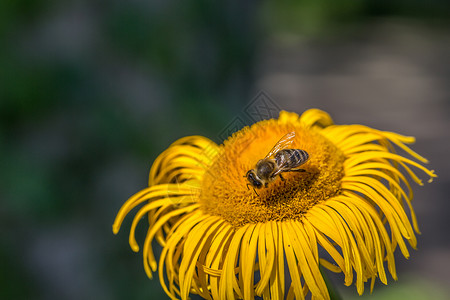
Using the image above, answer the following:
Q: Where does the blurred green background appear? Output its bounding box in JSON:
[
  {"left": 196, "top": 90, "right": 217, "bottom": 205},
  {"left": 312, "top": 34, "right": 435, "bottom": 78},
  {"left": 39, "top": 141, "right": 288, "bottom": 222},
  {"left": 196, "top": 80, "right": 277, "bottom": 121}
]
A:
[{"left": 1, "top": 1, "right": 449, "bottom": 299}]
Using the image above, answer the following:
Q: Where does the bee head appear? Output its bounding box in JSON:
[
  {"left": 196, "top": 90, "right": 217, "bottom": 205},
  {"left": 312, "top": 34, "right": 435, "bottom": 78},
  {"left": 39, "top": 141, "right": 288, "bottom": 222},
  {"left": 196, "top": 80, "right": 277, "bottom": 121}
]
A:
[{"left": 246, "top": 170, "right": 263, "bottom": 189}]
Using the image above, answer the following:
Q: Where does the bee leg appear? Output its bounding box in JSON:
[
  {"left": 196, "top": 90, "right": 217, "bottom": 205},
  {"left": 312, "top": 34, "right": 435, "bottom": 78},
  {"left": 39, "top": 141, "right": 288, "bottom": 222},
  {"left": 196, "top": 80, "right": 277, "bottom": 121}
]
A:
[
  {"left": 247, "top": 184, "right": 259, "bottom": 196},
  {"left": 279, "top": 174, "right": 285, "bottom": 181}
]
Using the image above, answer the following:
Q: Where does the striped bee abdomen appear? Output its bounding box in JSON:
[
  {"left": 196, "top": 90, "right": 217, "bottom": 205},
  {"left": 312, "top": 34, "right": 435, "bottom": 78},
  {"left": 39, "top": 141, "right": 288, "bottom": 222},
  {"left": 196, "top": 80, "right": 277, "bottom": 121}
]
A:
[{"left": 275, "top": 149, "right": 309, "bottom": 168}]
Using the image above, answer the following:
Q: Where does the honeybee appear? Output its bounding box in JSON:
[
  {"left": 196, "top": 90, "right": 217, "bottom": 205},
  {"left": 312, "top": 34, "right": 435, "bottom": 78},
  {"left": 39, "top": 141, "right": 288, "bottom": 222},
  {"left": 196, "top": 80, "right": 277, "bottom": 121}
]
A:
[{"left": 245, "top": 131, "right": 309, "bottom": 195}]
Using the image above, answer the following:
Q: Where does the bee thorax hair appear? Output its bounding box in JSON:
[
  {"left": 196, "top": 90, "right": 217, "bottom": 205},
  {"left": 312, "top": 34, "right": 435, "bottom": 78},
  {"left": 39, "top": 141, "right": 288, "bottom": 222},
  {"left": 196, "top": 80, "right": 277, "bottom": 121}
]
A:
[{"left": 256, "top": 159, "right": 276, "bottom": 178}]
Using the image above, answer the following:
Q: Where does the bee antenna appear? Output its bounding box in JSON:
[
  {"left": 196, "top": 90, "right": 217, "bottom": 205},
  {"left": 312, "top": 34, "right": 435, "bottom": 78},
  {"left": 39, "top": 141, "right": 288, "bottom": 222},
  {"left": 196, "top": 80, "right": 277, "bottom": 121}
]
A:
[{"left": 253, "top": 187, "right": 259, "bottom": 196}]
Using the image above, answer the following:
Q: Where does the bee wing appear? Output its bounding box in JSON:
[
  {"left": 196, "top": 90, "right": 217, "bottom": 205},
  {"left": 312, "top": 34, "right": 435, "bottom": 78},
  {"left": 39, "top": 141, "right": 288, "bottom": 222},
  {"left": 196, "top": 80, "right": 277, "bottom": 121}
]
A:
[
  {"left": 271, "top": 152, "right": 305, "bottom": 177},
  {"left": 264, "top": 131, "right": 296, "bottom": 159},
  {"left": 271, "top": 164, "right": 293, "bottom": 178}
]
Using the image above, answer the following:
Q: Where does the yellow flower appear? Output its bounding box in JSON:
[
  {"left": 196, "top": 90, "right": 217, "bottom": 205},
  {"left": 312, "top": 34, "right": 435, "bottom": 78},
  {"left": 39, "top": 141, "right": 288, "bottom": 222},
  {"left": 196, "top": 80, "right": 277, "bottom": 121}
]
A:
[{"left": 113, "top": 109, "right": 436, "bottom": 300}]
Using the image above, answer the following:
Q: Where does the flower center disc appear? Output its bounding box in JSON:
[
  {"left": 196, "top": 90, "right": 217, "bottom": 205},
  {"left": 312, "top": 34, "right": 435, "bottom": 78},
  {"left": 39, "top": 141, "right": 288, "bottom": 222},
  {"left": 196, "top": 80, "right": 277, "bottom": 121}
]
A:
[{"left": 199, "top": 120, "right": 345, "bottom": 227}]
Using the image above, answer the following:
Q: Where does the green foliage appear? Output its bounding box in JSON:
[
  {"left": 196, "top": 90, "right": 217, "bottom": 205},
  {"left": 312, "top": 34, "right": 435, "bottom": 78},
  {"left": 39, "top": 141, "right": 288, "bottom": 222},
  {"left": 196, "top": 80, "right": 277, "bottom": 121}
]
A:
[{"left": 261, "top": 0, "right": 365, "bottom": 35}]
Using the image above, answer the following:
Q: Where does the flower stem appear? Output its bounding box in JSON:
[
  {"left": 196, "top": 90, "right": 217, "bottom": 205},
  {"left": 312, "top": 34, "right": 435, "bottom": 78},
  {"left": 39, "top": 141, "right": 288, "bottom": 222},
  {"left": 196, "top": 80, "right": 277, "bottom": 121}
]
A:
[{"left": 320, "top": 267, "right": 343, "bottom": 300}]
